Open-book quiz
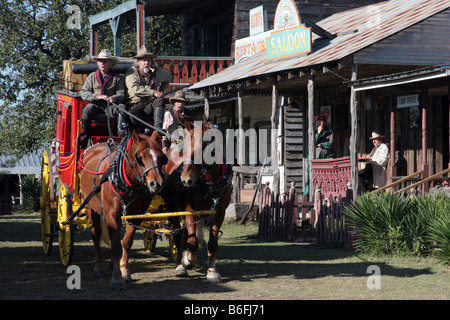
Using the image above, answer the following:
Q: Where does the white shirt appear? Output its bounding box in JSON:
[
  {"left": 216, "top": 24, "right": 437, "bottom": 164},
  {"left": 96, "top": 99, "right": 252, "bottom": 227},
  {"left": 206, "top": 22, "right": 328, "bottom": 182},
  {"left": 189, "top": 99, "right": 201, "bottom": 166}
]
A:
[{"left": 370, "top": 143, "right": 390, "bottom": 188}]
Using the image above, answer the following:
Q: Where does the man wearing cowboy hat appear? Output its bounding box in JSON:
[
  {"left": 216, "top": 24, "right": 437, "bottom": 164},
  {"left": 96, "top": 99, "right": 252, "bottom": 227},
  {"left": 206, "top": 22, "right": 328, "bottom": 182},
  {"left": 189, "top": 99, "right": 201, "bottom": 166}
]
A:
[
  {"left": 80, "top": 49, "right": 128, "bottom": 149},
  {"left": 161, "top": 90, "right": 194, "bottom": 153},
  {"left": 360, "top": 131, "right": 390, "bottom": 190},
  {"left": 125, "top": 45, "right": 171, "bottom": 131}
]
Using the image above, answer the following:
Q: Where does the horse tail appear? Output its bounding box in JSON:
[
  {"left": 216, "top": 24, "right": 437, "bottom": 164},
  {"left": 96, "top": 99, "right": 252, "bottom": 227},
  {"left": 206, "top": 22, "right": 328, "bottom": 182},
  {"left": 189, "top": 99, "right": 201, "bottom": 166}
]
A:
[{"left": 100, "top": 215, "right": 111, "bottom": 248}]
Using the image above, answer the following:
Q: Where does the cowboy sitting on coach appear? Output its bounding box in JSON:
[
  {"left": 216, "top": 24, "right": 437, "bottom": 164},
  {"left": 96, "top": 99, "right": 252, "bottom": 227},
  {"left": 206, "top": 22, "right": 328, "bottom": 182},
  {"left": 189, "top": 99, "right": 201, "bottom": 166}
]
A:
[
  {"left": 79, "top": 49, "right": 128, "bottom": 149},
  {"left": 125, "top": 46, "right": 171, "bottom": 133}
]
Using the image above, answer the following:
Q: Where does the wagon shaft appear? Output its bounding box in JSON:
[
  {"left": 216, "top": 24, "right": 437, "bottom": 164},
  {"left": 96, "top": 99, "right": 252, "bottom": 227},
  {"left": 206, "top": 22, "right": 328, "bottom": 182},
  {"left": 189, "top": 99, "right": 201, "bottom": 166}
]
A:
[{"left": 121, "top": 210, "right": 216, "bottom": 222}]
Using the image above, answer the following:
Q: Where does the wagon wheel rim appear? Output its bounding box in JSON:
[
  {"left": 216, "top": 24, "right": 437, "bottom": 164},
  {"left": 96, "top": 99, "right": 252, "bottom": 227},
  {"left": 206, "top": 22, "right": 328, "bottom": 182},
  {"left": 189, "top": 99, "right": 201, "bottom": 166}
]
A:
[
  {"left": 40, "top": 150, "right": 53, "bottom": 256},
  {"left": 169, "top": 234, "right": 178, "bottom": 262},
  {"left": 58, "top": 184, "right": 74, "bottom": 266}
]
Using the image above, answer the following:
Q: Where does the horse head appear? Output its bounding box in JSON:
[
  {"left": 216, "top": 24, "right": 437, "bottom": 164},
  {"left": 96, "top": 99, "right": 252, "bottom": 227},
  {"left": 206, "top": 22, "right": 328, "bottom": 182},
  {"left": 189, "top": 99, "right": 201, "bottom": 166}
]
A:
[
  {"left": 129, "top": 130, "right": 167, "bottom": 194},
  {"left": 178, "top": 120, "right": 223, "bottom": 188}
]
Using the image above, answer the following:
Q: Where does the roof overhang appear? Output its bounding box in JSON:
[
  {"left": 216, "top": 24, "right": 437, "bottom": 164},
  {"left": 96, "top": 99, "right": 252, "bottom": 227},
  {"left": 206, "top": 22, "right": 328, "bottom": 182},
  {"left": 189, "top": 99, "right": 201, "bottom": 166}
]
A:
[{"left": 351, "top": 66, "right": 450, "bottom": 92}]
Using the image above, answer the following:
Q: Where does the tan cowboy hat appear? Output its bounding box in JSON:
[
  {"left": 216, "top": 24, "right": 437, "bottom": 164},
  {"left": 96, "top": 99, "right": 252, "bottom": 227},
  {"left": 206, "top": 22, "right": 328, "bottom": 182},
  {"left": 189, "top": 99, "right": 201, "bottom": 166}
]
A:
[
  {"left": 133, "top": 45, "right": 157, "bottom": 60},
  {"left": 369, "top": 131, "right": 385, "bottom": 139},
  {"left": 93, "top": 49, "right": 118, "bottom": 65},
  {"left": 169, "top": 91, "right": 189, "bottom": 104}
]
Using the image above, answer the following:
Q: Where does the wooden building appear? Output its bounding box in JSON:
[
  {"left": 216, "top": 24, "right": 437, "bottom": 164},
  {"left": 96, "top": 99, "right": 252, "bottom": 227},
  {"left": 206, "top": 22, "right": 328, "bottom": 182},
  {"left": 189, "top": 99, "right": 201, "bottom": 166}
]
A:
[
  {"left": 86, "top": 0, "right": 388, "bottom": 201},
  {"left": 190, "top": 0, "right": 450, "bottom": 197}
]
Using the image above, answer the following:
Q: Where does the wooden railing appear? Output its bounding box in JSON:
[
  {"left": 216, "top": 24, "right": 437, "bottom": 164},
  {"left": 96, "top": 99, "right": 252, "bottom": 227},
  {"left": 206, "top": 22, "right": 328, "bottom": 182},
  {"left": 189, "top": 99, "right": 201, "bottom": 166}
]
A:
[
  {"left": 395, "top": 167, "right": 450, "bottom": 195},
  {"left": 370, "top": 170, "right": 423, "bottom": 194},
  {"left": 155, "top": 56, "right": 234, "bottom": 88}
]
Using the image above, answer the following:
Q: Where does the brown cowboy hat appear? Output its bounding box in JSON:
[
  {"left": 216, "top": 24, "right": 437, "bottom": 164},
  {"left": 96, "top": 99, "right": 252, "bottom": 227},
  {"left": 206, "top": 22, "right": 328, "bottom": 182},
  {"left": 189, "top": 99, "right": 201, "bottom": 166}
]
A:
[
  {"left": 169, "top": 91, "right": 189, "bottom": 104},
  {"left": 93, "top": 49, "right": 119, "bottom": 65},
  {"left": 133, "top": 45, "right": 157, "bottom": 60}
]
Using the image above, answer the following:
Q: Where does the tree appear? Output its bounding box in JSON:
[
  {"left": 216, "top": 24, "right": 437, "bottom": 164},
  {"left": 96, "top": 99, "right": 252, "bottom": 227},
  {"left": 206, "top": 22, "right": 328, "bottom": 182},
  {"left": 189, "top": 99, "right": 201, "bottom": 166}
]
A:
[{"left": 0, "top": 0, "right": 181, "bottom": 157}]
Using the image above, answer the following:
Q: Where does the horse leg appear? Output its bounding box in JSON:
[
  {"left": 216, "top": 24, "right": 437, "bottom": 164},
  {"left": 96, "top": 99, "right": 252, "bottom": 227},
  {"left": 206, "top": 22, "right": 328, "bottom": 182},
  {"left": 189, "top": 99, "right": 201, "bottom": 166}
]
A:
[
  {"left": 182, "top": 213, "right": 199, "bottom": 269},
  {"left": 106, "top": 213, "right": 125, "bottom": 290},
  {"left": 206, "top": 189, "right": 230, "bottom": 283},
  {"left": 120, "top": 222, "right": 137, "bottom": 283},
  {"left": 90, "top": 210, "right": 105, "bottom": 277},
  {"left": 170, "top": 216, "right": 189, "bottom": 277}
]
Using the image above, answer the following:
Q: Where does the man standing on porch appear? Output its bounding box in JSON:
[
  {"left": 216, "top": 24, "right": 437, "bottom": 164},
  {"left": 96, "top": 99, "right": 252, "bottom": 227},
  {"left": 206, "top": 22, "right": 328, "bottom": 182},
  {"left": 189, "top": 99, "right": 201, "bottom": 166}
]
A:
[{"left": 362, "top": 131, "right": 390, "bottom": 189}]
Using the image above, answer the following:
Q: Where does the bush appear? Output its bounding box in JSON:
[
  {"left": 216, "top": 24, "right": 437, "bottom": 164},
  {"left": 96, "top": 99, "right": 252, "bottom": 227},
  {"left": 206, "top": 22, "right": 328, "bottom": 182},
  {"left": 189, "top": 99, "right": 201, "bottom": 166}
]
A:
[{"left": 344, "top": 192, "right": 450, "bottom": 263}]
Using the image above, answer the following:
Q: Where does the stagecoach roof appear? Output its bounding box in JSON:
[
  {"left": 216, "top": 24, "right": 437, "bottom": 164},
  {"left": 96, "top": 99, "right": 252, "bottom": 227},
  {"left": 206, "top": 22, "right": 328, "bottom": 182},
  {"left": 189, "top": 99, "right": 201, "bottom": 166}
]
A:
[{"left": 189, "top": 0, "right": 450, "bottom": 92}]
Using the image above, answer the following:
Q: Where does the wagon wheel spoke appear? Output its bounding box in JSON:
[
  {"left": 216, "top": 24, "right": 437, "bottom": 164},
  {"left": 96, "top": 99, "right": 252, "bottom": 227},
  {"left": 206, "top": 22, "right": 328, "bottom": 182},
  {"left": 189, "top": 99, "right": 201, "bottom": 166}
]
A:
[{"left": 58, "top": 184, "right": 74, "bottom": 266}]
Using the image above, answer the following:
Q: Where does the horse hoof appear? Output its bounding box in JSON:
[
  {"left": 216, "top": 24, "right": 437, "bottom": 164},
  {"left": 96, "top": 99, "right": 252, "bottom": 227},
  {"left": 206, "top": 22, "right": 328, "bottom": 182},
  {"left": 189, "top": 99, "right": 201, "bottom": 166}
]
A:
[
  {"left": 206, "top": 269, "right": 221, "bottom": 283},
  {"left": 175, "top": 264, "right": 189, "bottom": 277},
  {"left": 122, "top": 273, "right": 133, "bottom": 283},
  {"left": 111, "top": 279, "right": 126, "bottom": 290}
]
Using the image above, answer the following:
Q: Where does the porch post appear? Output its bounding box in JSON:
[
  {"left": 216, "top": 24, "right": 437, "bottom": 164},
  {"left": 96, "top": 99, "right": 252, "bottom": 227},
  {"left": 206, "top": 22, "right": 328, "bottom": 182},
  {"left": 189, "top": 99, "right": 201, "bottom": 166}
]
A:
[
  {"left": 136, "top": 3, "right": 145, "bottom": 50},
  {"left": 203, "top": 90, "right": 210, "bottom": 121},
  {"left": 237, "top": 88, "right": 245, "bottom": 166},
  {"left": 350, "top": 64, "right": 359, "bottom": 195},
  {"left": 109, "top": 15, "right": 124, "bottom": 56},
  {"left": 390, "top": 102, "right": 396, "bottom": 181},
  {"left": 271, "top": 78, "right": 280, "bottom": 194},
  {"left": 307, "top": 74, "right": 315, "bottom": 197},
  {"left": 421, "top": 90, "right": 429, "bottom": 194},
  {"left": 90, "top": 28, "right": 98, "bottom": 56}
]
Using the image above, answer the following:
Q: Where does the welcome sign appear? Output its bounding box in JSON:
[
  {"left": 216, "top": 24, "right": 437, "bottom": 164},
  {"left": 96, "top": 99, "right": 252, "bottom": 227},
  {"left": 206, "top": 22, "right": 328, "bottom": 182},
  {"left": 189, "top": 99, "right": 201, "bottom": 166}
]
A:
[{"left": 267, "top": 0, "right": 311, "bottom": 60}]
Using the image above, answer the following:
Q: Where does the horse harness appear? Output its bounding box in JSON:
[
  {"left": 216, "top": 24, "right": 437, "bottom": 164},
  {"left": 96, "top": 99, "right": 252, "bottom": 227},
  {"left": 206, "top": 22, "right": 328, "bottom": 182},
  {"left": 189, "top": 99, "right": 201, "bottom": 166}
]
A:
[{"left": 75, "top": 135, "right": 158, "bottom": 219}]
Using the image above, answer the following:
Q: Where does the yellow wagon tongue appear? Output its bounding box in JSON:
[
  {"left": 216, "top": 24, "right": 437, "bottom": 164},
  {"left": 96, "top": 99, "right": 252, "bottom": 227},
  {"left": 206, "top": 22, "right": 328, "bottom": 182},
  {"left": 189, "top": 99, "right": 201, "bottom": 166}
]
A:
[{"left": 121, "top": 209, "right": 215, "bottom": 222}]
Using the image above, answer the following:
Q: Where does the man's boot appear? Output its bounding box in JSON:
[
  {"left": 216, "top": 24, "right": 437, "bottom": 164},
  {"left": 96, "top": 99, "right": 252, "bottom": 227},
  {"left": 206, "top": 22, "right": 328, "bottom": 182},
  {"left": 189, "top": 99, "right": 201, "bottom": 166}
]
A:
[
  {"left": 117, "top": 112, "right": 129, "bottom": 136},
  {"left": 79, "top": 119, "right": 91, "bottom": 149},
  {"left": 153, "top": 105, "right": 164, "bottom": 132}
]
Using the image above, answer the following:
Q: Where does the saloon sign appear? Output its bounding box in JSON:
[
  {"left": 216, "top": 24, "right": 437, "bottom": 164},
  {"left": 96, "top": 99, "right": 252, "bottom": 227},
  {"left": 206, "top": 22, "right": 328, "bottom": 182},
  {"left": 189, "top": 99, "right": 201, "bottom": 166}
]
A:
[{"left": 267, "top": 0, "right": 311, "bottom": 60}]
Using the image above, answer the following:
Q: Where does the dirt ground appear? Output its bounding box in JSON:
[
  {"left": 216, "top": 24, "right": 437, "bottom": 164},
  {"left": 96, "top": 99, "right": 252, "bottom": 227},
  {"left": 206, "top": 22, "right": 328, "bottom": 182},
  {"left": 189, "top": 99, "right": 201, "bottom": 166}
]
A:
[{"left": 0, "top": 212, "right": 449, "bottom": 305}]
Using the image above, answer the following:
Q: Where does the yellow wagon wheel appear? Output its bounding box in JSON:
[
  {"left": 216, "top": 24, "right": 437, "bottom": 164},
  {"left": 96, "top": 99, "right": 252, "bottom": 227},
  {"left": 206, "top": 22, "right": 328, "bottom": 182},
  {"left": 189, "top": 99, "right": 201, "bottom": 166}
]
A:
[
  {"left": 143, "top": 230, "right": 157, "bottom": 253},
  {"left": 169, "top": 234, "right": 178, "bottom": 262},
  {"left": 57, "top": 184, "right": 74, "bottom": 266},
  {"left": 40, "top": 150, "right": 53, "bottom": 256}
]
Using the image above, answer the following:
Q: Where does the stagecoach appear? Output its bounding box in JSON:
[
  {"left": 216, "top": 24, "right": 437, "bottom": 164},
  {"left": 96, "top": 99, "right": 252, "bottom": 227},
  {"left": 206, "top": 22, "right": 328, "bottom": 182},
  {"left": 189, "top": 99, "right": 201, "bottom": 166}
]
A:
[{"left": 39, "top": 62, "right": 216, "bottom": 270}]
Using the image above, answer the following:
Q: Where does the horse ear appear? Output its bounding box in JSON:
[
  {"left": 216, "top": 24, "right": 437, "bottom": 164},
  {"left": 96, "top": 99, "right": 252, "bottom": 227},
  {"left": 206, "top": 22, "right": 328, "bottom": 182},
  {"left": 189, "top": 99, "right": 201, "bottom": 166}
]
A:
[
  {"left": 131, "top": 130, "right": 141, "bottom": 143},
  {"left": 150, "top": 130, "right": 159, "bottom": 141}
]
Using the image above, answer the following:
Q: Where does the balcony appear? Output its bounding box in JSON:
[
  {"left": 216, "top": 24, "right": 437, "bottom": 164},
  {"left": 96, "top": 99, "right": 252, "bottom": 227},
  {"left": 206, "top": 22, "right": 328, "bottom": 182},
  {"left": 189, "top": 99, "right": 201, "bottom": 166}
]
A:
[{"left": 155, "top": 56, "right": 234, "bottom": 90}]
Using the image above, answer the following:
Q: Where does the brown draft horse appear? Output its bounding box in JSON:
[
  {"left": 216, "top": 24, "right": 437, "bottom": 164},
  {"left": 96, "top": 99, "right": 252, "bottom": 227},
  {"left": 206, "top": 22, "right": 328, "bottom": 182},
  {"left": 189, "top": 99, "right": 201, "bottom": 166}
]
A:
[
  {"left": 166, "top": 120, "right": 232, "bottom": 282},
  {"left": 79, "top": 130, "right": 166, "bottom": 290}
]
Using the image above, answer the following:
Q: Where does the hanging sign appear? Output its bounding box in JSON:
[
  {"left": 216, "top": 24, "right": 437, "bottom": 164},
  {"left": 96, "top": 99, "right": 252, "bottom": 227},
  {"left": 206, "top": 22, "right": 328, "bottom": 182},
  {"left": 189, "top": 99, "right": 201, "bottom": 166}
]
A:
[
  {"left": 267, "top": 0, "right": 311, "bottom": 60},
  {"left": 397, "top": 94, "right": 420, "bottom": 108}
]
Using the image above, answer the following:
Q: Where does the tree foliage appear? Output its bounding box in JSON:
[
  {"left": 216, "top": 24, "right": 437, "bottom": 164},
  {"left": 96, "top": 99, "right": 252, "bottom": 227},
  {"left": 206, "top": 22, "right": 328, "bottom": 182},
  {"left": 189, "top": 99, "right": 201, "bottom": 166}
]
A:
[{"left": 0, "top": 0, "right": 181, "bottom": 157}]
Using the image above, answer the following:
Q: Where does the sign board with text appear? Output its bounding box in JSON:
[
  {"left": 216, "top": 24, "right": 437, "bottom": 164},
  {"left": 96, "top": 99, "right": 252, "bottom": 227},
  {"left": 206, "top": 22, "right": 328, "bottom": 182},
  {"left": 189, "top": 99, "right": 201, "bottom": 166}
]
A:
[
  {"left": 267, "top": 0, "right": 311, "bottom": 60},
  {"left": 249, "top": 5, "right": 265, "bottom": 36}
]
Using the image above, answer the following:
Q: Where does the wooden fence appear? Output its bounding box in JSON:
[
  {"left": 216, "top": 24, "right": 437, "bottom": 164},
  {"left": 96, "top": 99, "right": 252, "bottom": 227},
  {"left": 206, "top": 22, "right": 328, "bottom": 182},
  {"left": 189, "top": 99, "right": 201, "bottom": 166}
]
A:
[{"left": 258, "top": 183, "right": 354, "bottom": 248}]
